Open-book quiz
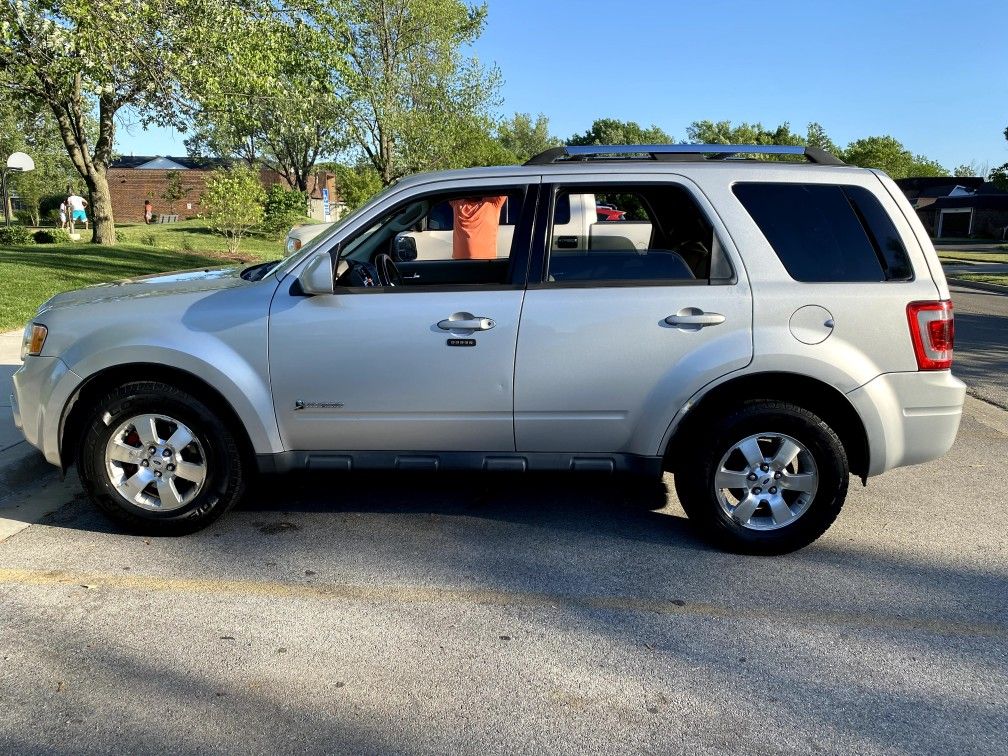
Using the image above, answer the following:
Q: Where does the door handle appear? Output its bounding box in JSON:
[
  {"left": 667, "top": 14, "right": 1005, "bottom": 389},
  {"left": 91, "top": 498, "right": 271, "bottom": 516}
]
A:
[
  {"left": 438, "top": 312, "right": 496, "bottom": 331},
  {"left": 664, "top": 310, "right": 726, "bottom": 327},
  {"left": 556, "top": 235, "right": 578, "bottom": 249}
]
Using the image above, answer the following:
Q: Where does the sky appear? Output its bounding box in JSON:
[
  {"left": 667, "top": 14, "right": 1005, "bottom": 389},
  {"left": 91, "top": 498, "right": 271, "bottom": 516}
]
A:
[{"left": 118, "top": 0, "right": 1008, "bottom": 172}]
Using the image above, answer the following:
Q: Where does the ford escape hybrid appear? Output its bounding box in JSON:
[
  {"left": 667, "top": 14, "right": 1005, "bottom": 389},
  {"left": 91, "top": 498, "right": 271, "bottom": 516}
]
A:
[{"left": 11, "top": 144, "right": 966, "bottom": 554}]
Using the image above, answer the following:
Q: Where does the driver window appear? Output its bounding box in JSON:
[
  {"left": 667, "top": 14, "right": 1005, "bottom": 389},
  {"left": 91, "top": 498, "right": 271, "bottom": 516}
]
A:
[{"left": 337, "top": 186, "right": 527, "bottom": 289}]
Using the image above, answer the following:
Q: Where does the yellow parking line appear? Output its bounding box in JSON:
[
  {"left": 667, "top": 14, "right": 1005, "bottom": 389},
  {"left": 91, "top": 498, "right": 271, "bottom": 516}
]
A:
[{"left": 0, "top": 567, "right": 1003, "bottom": 639}]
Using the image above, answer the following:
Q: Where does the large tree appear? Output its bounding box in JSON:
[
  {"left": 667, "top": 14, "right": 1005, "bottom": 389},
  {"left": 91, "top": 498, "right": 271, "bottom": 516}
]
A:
[
  {"left": 686, "top": 120, "right": 805, "bottom": 147},
  {"left": 185, "top": 15, "right": 346, "bottom": 192},
  {"left": 0, "top": 91, "right": 81, "bottom": 224},
  {"left": 569, "top": 118, "right": 674, "bottom": 146},
  {"left": 842, "top": 135, "right": 947, "bottom": 178},
  {"left": 311, "top": 0, "right": 504, "bottom": 185},
  {"left": 496, "top": 112, "right": 560, "bottom": 163},
  {"left": 0, "top": 0, "right": 261, "bottom": 244}
]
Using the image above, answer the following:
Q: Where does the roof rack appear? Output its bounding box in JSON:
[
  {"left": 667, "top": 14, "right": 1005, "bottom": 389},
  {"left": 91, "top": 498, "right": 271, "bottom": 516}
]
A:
[{"left": 524, "top": 144, "right": 845, "bottom": 166}]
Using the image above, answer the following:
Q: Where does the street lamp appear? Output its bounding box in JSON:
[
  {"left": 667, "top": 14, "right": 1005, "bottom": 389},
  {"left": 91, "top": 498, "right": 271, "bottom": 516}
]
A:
[{"left": 3, "top": 151, "right": 36, "bottom": 227}]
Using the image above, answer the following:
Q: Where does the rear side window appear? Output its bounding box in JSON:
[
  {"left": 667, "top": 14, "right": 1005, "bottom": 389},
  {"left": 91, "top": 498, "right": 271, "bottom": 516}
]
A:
[{"left": 733, "top": 183, "right": 913, "bottom": 282}]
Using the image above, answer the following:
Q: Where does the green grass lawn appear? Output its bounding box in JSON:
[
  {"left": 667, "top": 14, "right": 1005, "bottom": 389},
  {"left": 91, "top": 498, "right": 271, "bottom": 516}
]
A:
[
  {"left": 950, "top": 272, "right": 1008, "bottom": 287},
  {"left": 937, "top": 250, "right": 1008, "bottom": 264},
  {"left": 0, "top": 221, "right": 284, "bottom": 331}
]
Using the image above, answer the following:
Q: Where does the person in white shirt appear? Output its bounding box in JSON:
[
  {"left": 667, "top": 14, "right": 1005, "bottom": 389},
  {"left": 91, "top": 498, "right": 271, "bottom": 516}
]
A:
[{"left": 67, "top": 193, "right": 88, "bottom": 233}]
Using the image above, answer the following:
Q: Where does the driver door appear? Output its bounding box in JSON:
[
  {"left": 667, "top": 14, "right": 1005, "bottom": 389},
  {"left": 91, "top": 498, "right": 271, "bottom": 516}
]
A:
[{"left": 268, "top": 181, "right": 538, "bottom": 454}]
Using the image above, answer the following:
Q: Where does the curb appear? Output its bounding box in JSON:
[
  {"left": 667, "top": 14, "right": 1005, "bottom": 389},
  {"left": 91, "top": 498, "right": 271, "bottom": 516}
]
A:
[{"left": 947, "top": 277, "right": 1008, "bottom": 295}]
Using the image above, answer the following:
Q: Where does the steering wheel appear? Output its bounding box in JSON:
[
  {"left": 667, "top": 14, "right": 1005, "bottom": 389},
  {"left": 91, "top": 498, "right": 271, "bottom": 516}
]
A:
[
  {"left": 344, "top": 259, "right": 378, "bottom": 287},
  {"left": 373, "top": 253, "right": 404, "bottom": 287}
]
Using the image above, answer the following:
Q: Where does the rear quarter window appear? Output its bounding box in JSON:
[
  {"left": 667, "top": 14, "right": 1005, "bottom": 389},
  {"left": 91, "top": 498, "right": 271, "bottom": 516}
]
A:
[{"left": 732, "top": 182, "right": 913, "bottom": 282}]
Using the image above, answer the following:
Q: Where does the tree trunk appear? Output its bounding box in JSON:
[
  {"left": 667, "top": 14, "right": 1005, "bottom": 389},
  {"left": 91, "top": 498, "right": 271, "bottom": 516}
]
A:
[{"left": 86, "top": 166, "right": 116, "bottom": 245}]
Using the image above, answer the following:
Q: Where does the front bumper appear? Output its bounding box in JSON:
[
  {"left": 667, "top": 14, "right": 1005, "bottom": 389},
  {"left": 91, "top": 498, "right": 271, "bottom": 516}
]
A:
[
  {"left": 847, "top": 370, "right": 966, "bottom": 476},
  {"left": 10, "top": 356, "right": 81, "bottom": 467}
]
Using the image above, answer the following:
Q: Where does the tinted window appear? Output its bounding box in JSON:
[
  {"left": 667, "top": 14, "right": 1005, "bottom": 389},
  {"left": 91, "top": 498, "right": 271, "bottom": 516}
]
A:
[
  {"left": 845, "top": 186, "right": 913, "bottom": 280},
  {"left": 553, "top": 192, "right": 571, "bottom": 225},
  {"left": 546, "top": 184, "right": 724, "bottom": 285},
  {"left": 733, "top": 183, "right": 911, "bottom": 282}
]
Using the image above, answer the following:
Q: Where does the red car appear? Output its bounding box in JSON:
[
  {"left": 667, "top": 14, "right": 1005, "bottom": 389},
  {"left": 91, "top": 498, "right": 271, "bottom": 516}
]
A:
[{"left": 596, "top": 204, "right": 626, "bottom": 222}]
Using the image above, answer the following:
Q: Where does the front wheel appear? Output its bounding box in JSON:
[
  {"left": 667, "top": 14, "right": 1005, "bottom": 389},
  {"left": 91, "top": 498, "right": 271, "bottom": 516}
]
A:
[
  {"left": 76, "top": 381, "right": 246, "bottom": 535},
  {"left": 674, "top": 400, "right": 849, "bottom": 554}
]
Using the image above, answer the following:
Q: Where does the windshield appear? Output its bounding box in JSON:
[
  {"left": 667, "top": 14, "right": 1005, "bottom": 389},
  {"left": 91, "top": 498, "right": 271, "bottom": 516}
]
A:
[{"left": 264, "top": 180, "right": 403, "bottom": 279}]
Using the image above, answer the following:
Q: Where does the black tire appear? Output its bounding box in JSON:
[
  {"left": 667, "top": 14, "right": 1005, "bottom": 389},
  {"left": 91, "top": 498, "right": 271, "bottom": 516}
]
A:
[
  {"left": 674, "top": 400, "right": 849, "bottom": 555},
  {"left": 76, "top": 381, "right": 246, "bottom": 535}
]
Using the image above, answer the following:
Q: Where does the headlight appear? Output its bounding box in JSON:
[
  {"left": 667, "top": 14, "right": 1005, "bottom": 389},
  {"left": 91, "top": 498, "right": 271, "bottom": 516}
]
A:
[
  {"left": 286, "top": 237, "right": 302, "bottom": 255},
  {"left": 21, "top": 323, "right": 47, "bottom": 360}
]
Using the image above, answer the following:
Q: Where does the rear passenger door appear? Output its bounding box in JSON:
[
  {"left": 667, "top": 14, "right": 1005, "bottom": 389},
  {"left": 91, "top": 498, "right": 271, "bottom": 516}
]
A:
[{"left": 513, "top": 177, "right": 754, "bottom": 458}]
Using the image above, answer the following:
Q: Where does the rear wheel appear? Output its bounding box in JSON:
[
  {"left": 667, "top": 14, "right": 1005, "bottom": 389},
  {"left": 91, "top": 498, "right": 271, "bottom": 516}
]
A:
[
  {"left": 76, "top": 381, "right": 246, "bottom": 535},
  {"left": 674, "top": 400, "right": 848, "bottom": 554}
]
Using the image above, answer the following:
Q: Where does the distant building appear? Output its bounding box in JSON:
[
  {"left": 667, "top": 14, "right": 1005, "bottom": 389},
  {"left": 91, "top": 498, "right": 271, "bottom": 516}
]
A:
[
  {"left": 107, "top": 156, "right": 342, "bottom": 223},
  {"left": 896, "top": 176, "right": 1008, "bottom": 240}
]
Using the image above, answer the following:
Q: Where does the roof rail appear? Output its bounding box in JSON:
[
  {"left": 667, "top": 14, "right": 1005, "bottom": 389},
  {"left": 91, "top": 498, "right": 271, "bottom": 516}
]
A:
[{"left": 524, "top": 143, "right": 845, "bottom": 166}]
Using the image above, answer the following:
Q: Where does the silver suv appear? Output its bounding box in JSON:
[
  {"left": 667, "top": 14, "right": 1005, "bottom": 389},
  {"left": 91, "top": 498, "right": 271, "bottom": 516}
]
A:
[{"left": 11, "top": 144, "right": 965, "bottom": 553}]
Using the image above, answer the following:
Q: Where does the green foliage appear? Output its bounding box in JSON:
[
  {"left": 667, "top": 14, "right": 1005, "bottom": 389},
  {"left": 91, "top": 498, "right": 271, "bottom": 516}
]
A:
[
  {"left": 201, "top": 165, "right": 266, "bottom": 254},
  {"left": 0, "top": 225, "right": 36, "bottom": 245},
  {"left": 805, "top": 122, "right": 841, "bottom": 156},
  {"left": 569, "top": 118, "right": 674, "bottom": 146},
  {"left": 140, "top": 232, "right": 158, "bottom": 247},
  {"left": 316, "top": 0, "right": 503, "bottom": 184},
  {"left": 953, "top": 161, "right": 989, "bottom": 179},
  {"left": 991, "top": 164, "right": 1008, "bottom": 192},
  {"left": 160, "top": 171, "right": 190, "bottom": 214},
  {"left": 335, "top": 164, "right": 384, "bottom": 211},
  {"left": 496, "top": 113, "right": 561, "bottom": 163},
  {"left": 842, "top": 135, "right": 948, "bottom": 179},
  {"left": 0, "top": 97, "right": 81, "bottom": 226},
  {"left": 686, "top": 120, "right": 804, "bottom": 147},
  {"left": 33, "top": 228, "right": 73, "bottom": 244},
  {"left": 0, "top": 0, "right": 269, "bottom": 244},
  {"left": 262, "top": 184, "right": 308, "bottom": 236},
  {"left": 185, "top": 10, "right": 345, "bottom": 191}
]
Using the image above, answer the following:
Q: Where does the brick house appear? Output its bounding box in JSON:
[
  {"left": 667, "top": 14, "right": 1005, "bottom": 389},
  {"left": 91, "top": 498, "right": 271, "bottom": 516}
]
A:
[
  {"left": 108, "top": 156, "right": 229, "bottom": 222},
  {"left": 896, "top": 176, "right": 1008, "bottom": 240},
  {"left": 108, "top": 156, "right": 343, "bottom": 223}
]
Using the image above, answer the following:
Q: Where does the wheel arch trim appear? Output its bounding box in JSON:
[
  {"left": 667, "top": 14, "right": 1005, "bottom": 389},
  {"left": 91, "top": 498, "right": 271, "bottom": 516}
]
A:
[
  {"left": 660, "top": 370, "right": 871, "bottom": 481},
  {"left": 58, "top": 355, "right": 281, "bottom": 470}
]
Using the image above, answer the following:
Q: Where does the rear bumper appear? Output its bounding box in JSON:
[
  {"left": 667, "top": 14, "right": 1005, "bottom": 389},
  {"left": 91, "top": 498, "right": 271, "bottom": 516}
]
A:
[
  {"left": 847, "top": 370, "right": 966, "bottom": 476},
  {"left": 11, "top": 356, "right": 81, "bottom": 467}
]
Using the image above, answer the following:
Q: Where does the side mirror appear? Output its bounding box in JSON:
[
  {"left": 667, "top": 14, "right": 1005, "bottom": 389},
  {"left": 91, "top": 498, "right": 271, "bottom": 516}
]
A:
[
  {"left": 298, "top": 251, "right": 335, "bottom": 295},
  {"left": 394, "top": 233, "right": 418, "bottom": 262}
]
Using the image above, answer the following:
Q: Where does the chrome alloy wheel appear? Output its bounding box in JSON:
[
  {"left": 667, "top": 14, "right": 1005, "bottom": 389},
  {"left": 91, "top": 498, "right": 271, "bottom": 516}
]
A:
[
  {"left": 104, "top": 414, "right": 207, "bottom": 512},
  {"left": 713, "top": 432, "right": 819, "bottom": 531}
]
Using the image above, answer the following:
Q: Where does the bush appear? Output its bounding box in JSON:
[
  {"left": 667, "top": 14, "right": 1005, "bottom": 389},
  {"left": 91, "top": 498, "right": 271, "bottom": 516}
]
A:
[
  {"left": 0, "top": 225, "right": 36, "bottom": 245},
  {"left": 33, "top": 228, "right": 72, "bottom": 244},
  {"left": 202, "top": 165, "right": 266, "bottom": 255},
  {"left": 263, "top": 185, "right": 308, "bottom": 237},
  {"left": 140, "top": 232, "right": 158, "bottom": 247}
]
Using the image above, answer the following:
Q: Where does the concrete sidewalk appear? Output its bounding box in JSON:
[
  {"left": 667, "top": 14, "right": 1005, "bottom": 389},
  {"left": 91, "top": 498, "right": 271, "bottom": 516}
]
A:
[
  {"left": 0, "top": 328, "right": 63, "bottom": 539},
  {"left": 0, "top": 328, "right": 24, "bottom": 453}
]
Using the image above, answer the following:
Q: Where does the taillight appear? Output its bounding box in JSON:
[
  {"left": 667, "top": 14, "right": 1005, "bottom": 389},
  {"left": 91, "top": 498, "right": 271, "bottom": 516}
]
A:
[{"left": 906, "top": 300, "right": 954, "bottom": 370}]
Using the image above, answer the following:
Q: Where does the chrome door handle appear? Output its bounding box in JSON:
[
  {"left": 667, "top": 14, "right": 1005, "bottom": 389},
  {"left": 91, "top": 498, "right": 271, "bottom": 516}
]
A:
[
  {"left": 438, "top": 312, "right": 496, "bottom": 331},
  {"left": 664, "top": 311, "right": 726, "bottom": 327}
]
